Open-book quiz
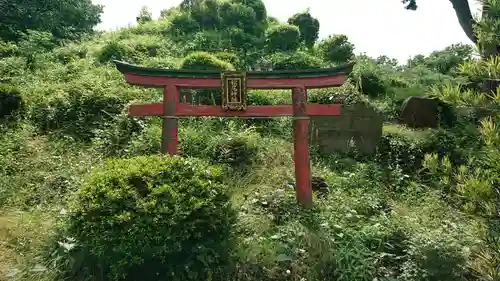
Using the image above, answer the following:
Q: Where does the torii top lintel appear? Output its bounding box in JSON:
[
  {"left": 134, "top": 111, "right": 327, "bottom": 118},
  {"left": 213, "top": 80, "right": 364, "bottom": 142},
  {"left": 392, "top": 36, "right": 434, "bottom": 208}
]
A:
[{"left": 113, "top": 60, "right": 354, "bottom": 89}]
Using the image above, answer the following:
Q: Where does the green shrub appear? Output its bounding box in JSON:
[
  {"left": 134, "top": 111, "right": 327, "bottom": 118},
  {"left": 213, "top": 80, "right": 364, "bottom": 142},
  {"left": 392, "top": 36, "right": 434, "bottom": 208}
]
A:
[
  {"left": 0, "top": 40, "right": 18, "bottom": 57},
  {"left": 97, "top": 36, "right": 164, "bottom": 63},
  {"left": 374, "top": 133, "right": 425, "bottom": 173},
  {"left": 265, "top": 24, "right": 301, "bottom": 52},
  {"left": 181, "top": 51, "right": 234, "bottom": 70},
  {"left": 92, "top": 113, "right": 148, "bottom": 156},
  {"left": 142, "top": 56, "right": 179, "bottom": 68},
  {"left": 247, "top": 90, "right": 277, "bottom": 105},
  {"left": 64, "top": 155, "right": 236, "bottom": 281},
  {"left": 30, "top": 90, "right": 126, "bottom": 141},
  {"left": 213, "top": 51, "right": 241, "bottom": 69},
  {"left": 265, "top": 51, "right": 323, "bottom": 70},
  {"left": 169, "top": 12, "right": 201, "bottom": 35},
  {"left": 97, "top": 40, "right": 136, "bottom": 63},
  {"left": 404, "top": 65, "right": 462, "bottom": 87},
  {"left": 309, "top": 82, "right": 369, "bottom": 105},
  {"left": 54, "top": 44, "right": 88, "bottom": 64},
  {"left": 209, "top": 135, "right": 259, "bottom": 169},
  {"left": 373, "top": 126, "right": 478, "bottom": 178},
  {"left": 125, "top": 121, "right": 163, "bottom": 156},
  {"left": 399, "top": 233, "right": 469, "bottom": 281},
  {"left": 181, "top": 121, "right": 261, "bottom": 170},
  {"left": 0, "top": 57, "right": 27, "bottom": 83},
  {"left": 355, "top": 69, "right": 387, "bottom": 98},
  {"left": 179, "top": 31, "right": 233, "bottom": 54},
  {"left": 0, "top": 123, "right": 95, "bottom": 207},
  {"left": 128, "top": 19, "right": 171, "bottom": 36}
]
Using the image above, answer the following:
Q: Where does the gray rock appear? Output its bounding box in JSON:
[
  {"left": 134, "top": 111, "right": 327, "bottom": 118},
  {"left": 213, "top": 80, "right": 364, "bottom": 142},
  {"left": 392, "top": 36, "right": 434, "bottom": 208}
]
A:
[{"left": 400, "top": 96, "right": 440, "bottom": 128}]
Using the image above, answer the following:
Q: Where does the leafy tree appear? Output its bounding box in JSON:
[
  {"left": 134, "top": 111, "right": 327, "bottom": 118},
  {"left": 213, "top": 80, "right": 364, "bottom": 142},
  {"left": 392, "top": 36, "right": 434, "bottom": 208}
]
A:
[
  {"left": 137, "top": 6, "right": 153, "bottom": 24},
  {"left": 224, "top": 27, "right": 263, "bottom": 58},
  {"left": 219, "top": 1, "right": 258, "bottom": 34},
  {"left": 407, "top": 43, "right": 474, "bottom": 74},
  {"left": 160, "top": 7, "right": 179, "bottom": 19},
  {"left": 315, "top": 34, "right": 355, "bottom": 64},
  {"left": 234, "top": 0, "right": 267, "bottom": 22},
  {"left": 169, "top": 12, "right": 201, "bottom": 35},
  {"left": 265, "top": 24, "right": 301, "bottom": 52},
  {"left": 189, "top": 0, "right": 221, "bottom": 30},
  {"left": 180, "top": 0, "right": 202, "bottom": 10},
  {"left": 403, "top": 0, "right": 500, "bottom": 57},
  {"left": 376, "top": 55, "right": 400, "bottom": 68},
  {"left": 287, "top": 10, "right": 320, "bottom": 48},
  {"left": 0, "top": 0, "right": 103, "bottom": 41}
]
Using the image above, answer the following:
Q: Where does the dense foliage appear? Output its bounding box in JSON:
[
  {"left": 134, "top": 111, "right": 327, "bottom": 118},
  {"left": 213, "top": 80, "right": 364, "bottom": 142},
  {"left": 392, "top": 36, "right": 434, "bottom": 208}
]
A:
[
  {"left": 265, "top": 24, "right": 301, "bottom": 52},
  {"left": 64, "top": 155, "right": 234, "bottom": 281},
  {"left": 0, "top": 1, "right": 499, "bottom": 281},
  {"left": 316, "top": 34, "right": 355, "bottom": 64},
  {"left": 0, "top": 0, "right": 103, "bottom": 42},
  {"left": 287, "top": 10, "right": 320, "bottom": 48}
]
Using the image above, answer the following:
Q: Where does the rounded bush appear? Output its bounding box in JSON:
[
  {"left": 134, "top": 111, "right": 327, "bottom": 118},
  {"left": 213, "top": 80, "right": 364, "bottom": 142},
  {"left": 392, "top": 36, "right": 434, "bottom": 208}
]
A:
[
  {"left": 65, "top": 155, "right": 235, "bottom": 281},
  {"left": 181, "top": 52, "right": 234, "bottom": 70},
  {"left": 265, "top": 24, "right": 301, "bottom": 52}
]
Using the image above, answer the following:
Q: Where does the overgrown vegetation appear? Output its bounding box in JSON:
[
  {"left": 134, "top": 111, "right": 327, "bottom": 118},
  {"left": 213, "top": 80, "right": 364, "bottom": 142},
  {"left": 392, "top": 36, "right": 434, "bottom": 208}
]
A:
[{"left": 0, "top": 0, "right": 499, "bottom": 281}]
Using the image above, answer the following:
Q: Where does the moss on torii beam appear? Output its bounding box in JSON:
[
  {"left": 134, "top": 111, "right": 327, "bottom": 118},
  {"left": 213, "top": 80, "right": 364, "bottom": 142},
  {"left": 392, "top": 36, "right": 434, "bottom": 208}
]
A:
[{"left": 113, "top": 60, "right": 354, "bottom": 80}]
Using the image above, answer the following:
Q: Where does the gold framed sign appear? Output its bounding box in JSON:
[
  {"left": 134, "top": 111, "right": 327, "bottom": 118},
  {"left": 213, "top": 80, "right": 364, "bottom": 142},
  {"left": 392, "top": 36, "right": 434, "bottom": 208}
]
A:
[{"left": 221, "top": 72, "right": 247, "bottom": 111}]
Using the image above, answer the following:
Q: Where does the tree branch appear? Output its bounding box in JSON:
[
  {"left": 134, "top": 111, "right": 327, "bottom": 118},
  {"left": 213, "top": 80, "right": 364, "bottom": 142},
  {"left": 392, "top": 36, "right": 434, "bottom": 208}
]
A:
[{"left": 449, "top": 0, "right": 477, "bottom": 43}]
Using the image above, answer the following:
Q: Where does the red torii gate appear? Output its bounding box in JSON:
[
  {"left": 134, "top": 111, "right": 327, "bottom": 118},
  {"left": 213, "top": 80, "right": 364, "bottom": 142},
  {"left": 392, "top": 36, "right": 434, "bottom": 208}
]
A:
[{"left": 114, "top": 61, "right": 354, "bottom": 207}]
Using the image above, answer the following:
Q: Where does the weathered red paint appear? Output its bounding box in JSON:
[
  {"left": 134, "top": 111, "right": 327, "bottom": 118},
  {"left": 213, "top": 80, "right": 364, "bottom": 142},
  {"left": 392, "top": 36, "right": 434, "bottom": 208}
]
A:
[
  {"left": 129, "top": 103, "right": 341, "bottom": 117},
  {"left": 118, "top": 66, "right": 350, "bottom": 208},
  {"left": 124, "top": 73, "right": 347, "bottom": 89},
  {"left": 162, "top": 85, "right": 179, "bottom": 155},
  {"left": 292, "top": 87, "right": 312, "bottom": 207}
]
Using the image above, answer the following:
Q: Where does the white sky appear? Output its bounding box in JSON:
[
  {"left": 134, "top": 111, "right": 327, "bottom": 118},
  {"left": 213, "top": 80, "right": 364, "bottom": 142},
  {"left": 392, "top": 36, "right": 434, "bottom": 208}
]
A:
[{"left": 92, "top": 0, "right": 481, "bottom": 62}]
